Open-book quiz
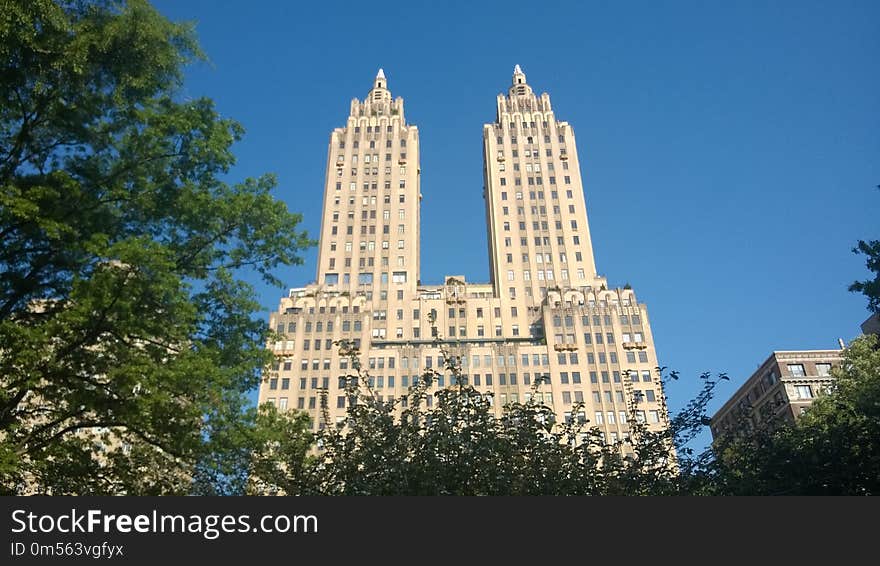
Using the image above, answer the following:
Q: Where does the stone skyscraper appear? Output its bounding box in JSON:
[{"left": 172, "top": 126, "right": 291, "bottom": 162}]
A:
[{"left": 259, "top": 67, "right": 668, "bottom": 444}]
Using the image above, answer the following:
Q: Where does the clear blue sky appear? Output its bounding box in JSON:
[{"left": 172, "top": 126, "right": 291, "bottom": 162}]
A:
[{"left": 154, "top": 0, "right": 878, "bottom": 452}]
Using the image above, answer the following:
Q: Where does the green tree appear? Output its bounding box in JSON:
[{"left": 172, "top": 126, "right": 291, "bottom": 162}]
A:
[
  {"left": 848, "top": 186, "right": 879, "bottom": 313},
  {"left": 849, "top": 239, "right": 880, "bottom": 313},
  {"left": 0, "top": 0, "right": 313, "bottom": 494},
  {"left": 251, "top": 333, "right": 725, "bottom": 496},
  {"left": 709, "top": 334, "right": 880, "bottom": 495}
]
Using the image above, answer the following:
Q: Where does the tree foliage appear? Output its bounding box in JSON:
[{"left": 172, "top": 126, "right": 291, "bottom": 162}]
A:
[
  {"left": 247, "top": 333, "right": 880, "bottom": 496},
  {"left": 0, "top": 0, "right": 313, "bottom": 494},
  {"left": 708, "top": 334, "right": 880, "bottom": 495},
  {"left": 848, "top": 186, "right": 880, "bottom": 313},
  {"left": 246, "top": 335, "right": 726, "bottom": 496},
  {"left": 849, "top": 239, "right": 880, "bottom": 314}
]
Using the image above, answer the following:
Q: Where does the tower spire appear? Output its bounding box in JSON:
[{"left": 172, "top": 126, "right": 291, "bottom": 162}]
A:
[
  {"left": 373, "top": 67, "right": 388, "bottom": 93},
  {"left": 512, "top": 64, "right": 526, "bottom": 85},
  {"left": 508, "top": 64, "right": 532, "bottom": 99}
]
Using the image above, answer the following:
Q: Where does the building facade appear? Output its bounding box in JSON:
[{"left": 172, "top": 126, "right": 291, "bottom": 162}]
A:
[
  {"left": 709, "top": 348, "right": 844, "bottom": 439},
  {"left": 258, "top": 67, "right": 669, "bottom": 444}
]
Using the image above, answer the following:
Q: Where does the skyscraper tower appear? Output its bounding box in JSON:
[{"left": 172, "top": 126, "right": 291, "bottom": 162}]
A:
[
  {"left": 314, "top": 69, "right": 421, "bottom": 299},
  {"left": 259, "top": 67, "right": 668, "bottom": 445},
  {"left": 483, "top": 64, "right": 598, "bottom": 301}
]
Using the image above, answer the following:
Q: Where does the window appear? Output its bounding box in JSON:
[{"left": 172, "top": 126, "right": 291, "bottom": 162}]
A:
[
  {"left": 816, "top": 363, "right": 832, "bottom": 376},
  {"left": 788, "top": 364, "right": 806, "bottom": 377},
  {"left": 795, "top": 385, "right": 813, "bottom": 399}
]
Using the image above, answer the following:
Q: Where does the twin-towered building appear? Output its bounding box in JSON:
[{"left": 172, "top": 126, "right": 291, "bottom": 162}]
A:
[{"left": 259, "top": 67, "right": 669, "bottom": 443}]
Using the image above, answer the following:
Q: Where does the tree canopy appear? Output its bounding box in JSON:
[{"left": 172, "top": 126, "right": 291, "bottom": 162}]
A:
[
  {"left": 707, "top": 334, "right": 880, "bottom": 495},
  {"left": 850, "top": 238, "right": 880, "bottom": 314},
  {"left": 0, "top": 0, "right": 313, "bottom": 494},
  {"left": 242, "top": 331, "right": 879, "bottom": 496},
  {"left": 244, "top": 338, "right": 724, "bottom": 496}
]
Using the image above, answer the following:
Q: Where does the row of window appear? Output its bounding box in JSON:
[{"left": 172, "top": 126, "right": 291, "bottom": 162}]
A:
[
  {"left": 332, "top": 194, "right": 406, "bottom": 207},
  {"left": 497, "top": 132, "right": 566, "bottom": 143},
  {"left": 500, "top": 187, "right": 575, "bottom": 200},
  {"left": 336, "top": 164, "right": 407, "bottom": 178},
  {"left": 503, "top": 237, "right": 580, "bottom": 252},
  {"left": 332, "top": 208, "right": 407, "bottom": 222},
  {"left": 267, "top": 367, "right": 656, "bottom": 392},
  {"left": 264, "top": 393, "right": 660, "bottom": 428},
  {"left": 337, "top": 154, "right": 408, "bottom": 166},
  {"left": 329, "top": 223, "right": 406, "bottom": 236},
  {"left": 323, "top": 271, "right": 407, "bottom": 286},
  {"left": 339, "top": 351, "right": 640, "bottom": 370},
  {"left": 443, "top": 324, "right": 521, "bottom": 337},
  {"left": 500, "top": 161, "right": 552, "bottom": 174},
  {"left": 501, "top": 120, "right": 555, "bottom": 131},
  {"left": 328, "top": 240, "right": 407, "bottom": 254},
  {"left": 343, "top": 125, "right": 407, "bottom": 137},
  {"left": 503, "top": 219, "right": 579, "bottom": 231},
  {"left": 338, "top": 136, "right": 407, "bottom": 150},
  {"left": 326, "top": 255, "right": 407, "bottom": 270},
  {"left": 583, "top": 332, "right": 645, "bottom": 344},
  {"left": 278, "top": 330, "right": 649, "bottom": 360},
  {"left": 507, "top": 268, "right": 586, "bottom": 281},
  {"left": 281, "top": 304, "right": 617, "bottom": 327},
  {"left": 507, "top": 250, "right": 579, "bottom": 267},
  {"left": 502, "top": 222, "right": 582, "bottom": 242},
  {"left": 262, "top": 398, "right": 660, "bottom": 437},
  {"left": 787, "top": 363, "right": 832, "bottom": 377},
  {"left": 588, "top": 410, "right": 661, "bottom": 425},
  {"left": 501, "top": 205, "right": 578, "bottom": 220},
  {"left": 498, "top": 175, "right": 572, "bottom": 187},
  {"left": 553, "top": 314, "right": 643, "bottom": 327},
  {"left": 282, "top": 304, "right": 361, "bottom": 315},
  {"left": 497, "top": 149, "right": 570, "bottom": 161},
  {"left": 272, "top": 348, "right": 651, "bottom": 374}
]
